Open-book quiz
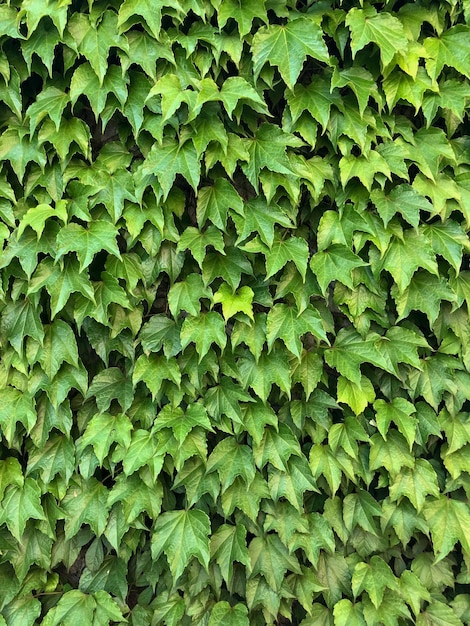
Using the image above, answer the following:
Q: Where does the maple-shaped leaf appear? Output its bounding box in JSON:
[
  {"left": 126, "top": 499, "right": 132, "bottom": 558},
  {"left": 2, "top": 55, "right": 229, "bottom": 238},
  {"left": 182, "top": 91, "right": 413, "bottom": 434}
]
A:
[
  {"left": 310, "top": 244, "right": 367, "bottom": 295},
  {"left": 108, "top": 472, "right": 162, "bottom": 524},
  {"left": 389, "top": 459, "right": 439, "bottom": 512},
  {"left": 67, "top": 11, "right": 128, "bottom": 84},
  {"left": 209, "top": 602, "right": 249, "bottom": 626},
  {"left": 256, "top": 234, "right": 309, "bottom": 281},
  {"left": 331, "top": 65, "right": 382, "bottom": 118},
  {"left": 339, "top": 151, "right": 391, "bottom": 191},
  {"left": 168, "top": 273, "right": 212, "bottom": 317},
  {"left": 253, "top": 423, "right": 301, "bottom": 471},
  {"left": 346, "top": 6, "right": 408, "bottom": 68},
  {"left": 0, "top": 127, "right": 47, "bottom": 181},
  {"left": 70, "top": 63, "right": 129, "bottom": 121},
  {"left": 238, "top": 349, "right": 291, "bottom": 402},
  {"left": 268, "top": 455, "right": 318, "bottom": 512},
  {"left": 205, "top": 377, "right": 254, "bottom": 425},
  {"left": 217, "top": 0, "right": 266, "bottom": 36},
  {"left": 0, "top": 387, "right": 36, "bottom": 446},
  {"left": 154, "top": 403, "right": 212, "bottom": 445},
  {"left": 343, "top": 489, "right": 382, "bottom": 536},
  {"left": 370, "top": 185, "right": 433, "bottom": 229},
  {"left": 374, "top": 397, "right": 417, "bottom": 451},
  {"left": 78, "top": 413, "right": 132, "bottom": 465},
  {"left": 141, "top": 137, "right": 200, "bottom": 199},
  {"left": 232, "top": 198, "right": 292, "bottom": 248},
  {"left": 139, "top": 315, "right": 181, "bottom": 357},
  {"left": 222, "top": 475, "right": 268, "bottom": 521},
  {"left": 249, "top": 533, "right": 301, "bottom": 592},
  {"left": 393, "top": 271, "right": 456, "bottom": 325},
  {"left": 202, "top": 247, "right": 253, "bottom": 291},
  {"left": 266, "top": 303, "right": 327, "bottom": 358},
  {"left": 26, "top": 87, "right": 69, "bottom": 135},
  {"left": 0, "top": 478, "right": 45, "bottom": 540},
  {"left": 214, "top": 283, "right": 254, "bottom": 320},
  {"left": 252, "top": 17, "right": 330, "bottom": 90},
  {"left": 398, "top": 570, "right": 431, "bottom": 617},
  {"left": 56, "top": 221, "right": 121, "bottom": 272},
  {"left": 61, "top": 476, "right": 109, "bottom": 539},
  {"left": 196, "top": 177, "right": 243, "bottom": 231},
  {"left": 151, "top": 509, "right": 210, "bottom": 581},
  {"left": 117, "top": 0, "right": 183, "bottom": 39},
  {"left": 241, "top": 124, "right": 298, "bottom": 190},
  {"left": 19, "top": 0, "right": 68, "bottom": 36},
  {"left": 418, "top": 601, "right": 465, "bottom": 626},
  {"left": 207, "top": 438, "right": 255, "bottom": 490},
  {"left": 177, "top": 225, "right": 225, "bottom": 268},
  {"left": 328, "top": 416, "right": 369, "bottom": 461},
  {"left": 422, "top": 221, "right": 469, "bottom": 274},
  {"left": 333, "top": 599, "right": 366, "bottom": 626},
  {"left": 180, "top": 311, "right": 226, "bottom": 361},
  {"left": 424, "top": 496, "right": 470, "bottom": 561},
  {"left": 412, "top": 127, "right": 456, "bottom": 182},
  {"left": 133, "top": 354, "right": 181, "bottom": 399},
  {"left": 290, "top": 350, "right": 323, "bottom": 401},
  {"left": 26, "top": 433, "right": 75, "bottom": 484},
  {"left": 337, "top": 375, "right": 375, "bottom": 416},
  {"left": 369, "top": 431, "right": 415, "bottom": 479},
  {"left": 37, "top": 320, "right": 79, "bottom": 380},
  {"left": 5, "top": 526, "right": 52, "bottom": 587},
  {"left": 352, "top": 556, "right": 398, "bottom": 609},
  {"left": 286, "top": 76, "right": 342, "bottom": 131},
  {"left": 89, "top": 168, "right": 136, "bottom": 224},
  {"left": 424, "top": 25, "right": 470, "bottom": 81}
]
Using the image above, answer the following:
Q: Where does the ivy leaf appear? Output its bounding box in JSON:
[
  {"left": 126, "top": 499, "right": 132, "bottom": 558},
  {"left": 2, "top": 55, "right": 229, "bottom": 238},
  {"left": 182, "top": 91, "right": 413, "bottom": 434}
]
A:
[
  {"left": 352, "top": 556, "right": 398, "bottom": 609},
  {"left": 424, "top": 25, "right": 470, "bottom": 81},
  {"left": 337, "top": 375, "right": 375, "bottom": 416},
  {"left": 168, "top": 273, "right": 212, "bottom": 317},
  {"left": 290, "top": 350, "right": 323, "bottom": 401},
  {"left": 310, "top": 244, "right": 368, "bottom": 295},
  {"left": 196, "top": 178, "right": 243, "bottom": 231},
  {"left": 331, "top": 66, "right": 381, "bottom": 118},
  {"left": 253, "top": 424, "right": 301, "bottom": 471},
  {"left": 78, "top": 413, "right": 132, "bottom": 465},
  {"left": 346, "top": 6, "right": 408, "bottom": 68},
  {"left": 392, "top": 272, "right": 456, "bottom": 325},
  {"left": 217, "top": 0, "right": 267, "bottom": 37},
  {"left": 238, "top": 349, "right": 291, "bottom": 403},
  {"left": 0, "top": 479, "right": 45, "bottom": 540},
  {"left": 154, "top": 403, "right": 212, "bottom": 445},
  {"left": 151, "top": 509, "right": 210, "bottom": 581},
  {"left": 214, "top": 283, "right": 254, "bottom": 321},
  {"left": 209, "top": 602, "right": 249, "bottom": 626},
  {"left": 0, "top": 389, "right": 36, "bottom": 446},
  {"left": 141, "top": 137, "right": 200, "bottom": 199},
  {"left": 370, "top": 185, "right": 433, "bottom": 229},
  {"left": 252, "top": 17, "right": 330, "bottom": 90},
  {"left": 389, "top": 459, "right": 439, "bottom": 512},
  {"left": 70, "top": 63, "right": 129, "bottom": 121},
  {"left": 232, "top": 198, "right": 292, "bottom": 248},
  {"left": 180, "top": 311, "right": 226, "bottom": 361},
  {"left": 249, "top": 533, "right": 301, "bottom": 592},
  {"left": 177, "top": 225, "right": 225, "bottom": 268},
  {"left": 423, "top": 496, "right": 470, "bottom": 562},
  {"left": 37, "top": 320, "right": 79, "bottom": 380},
  {"left": 206, "top": 377, "right": 254, "bottom": 425},
  {"left": 286, "top": 77, "right": 341, "bottom": 132},
  {"left": 26, "top": 87, "right": 69, "bottom": 135},
  {"left": 62, "top": 477, "right": 109, "bottom": 539},
  {"left": 202, "top": 247, "right": 253, "bottom": 291},
  {"left": 374, "top": 398, "right": 417, "bottom": 451},
  {"left": 369, "top": 431, "right": 415, "bottom": 478},
  {"left": 56, "top": 221, "right": 121, "bottom": 272},
  {"left": 422, "top": 221, "right": 469, "bottom": 274},
  {"left": 26, "top": 434, "right": 75, "bottom": 484},
  {"left": 267, "top": 303, "right": 327, "bottom": 358},
  {"left": 133, "top": 354, "right": 181, "bottom": 398},
  {"left": 207, "top": 438, "right": 255, "bottom": 490}
]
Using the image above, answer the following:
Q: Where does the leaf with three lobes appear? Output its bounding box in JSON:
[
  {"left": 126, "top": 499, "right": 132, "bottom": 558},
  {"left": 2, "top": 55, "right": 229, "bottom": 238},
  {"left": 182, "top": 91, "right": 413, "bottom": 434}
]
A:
[
  {"left": 133, "top": 354, "right": 181, "bottom": 398},
  {"left": 117, "top": 429, "right": 164, "bottom": 476},
  {"left": 140, "top": 315, "right": 181, "bottom": 357},
  {"left": 68, "top": 11, "right": 127, "bottom": 83},
  {"left": 203, "top": 247, "right": 253, "bottom": 291},
  {"left": 121, "top": 30, "right": 175, "bottom": 80},
  {"left": 85, "top": 368, "right": 133, "bottom": 412},
  {"left": 333, "top": 600, "right": 366, "bottom": 626},
  {"left": 196, "top": 177, "right": 243, "bottom": 230},
  {"left": 369, "top": 431, "right": 415, "bottom": 478},
  {"left": 407, "top": 355, "right": 457, "bottom": 410},
  {"left": 343, "top": 490, "right": 382, "bottom": 536},
  {"left": 241, "top": 124, "right": 296, "bottom": 189},
  {"left": 422, "top": 221, "right": 469, "bottom": 273},
  {"left": 0, "top": 458, "right": 23, "bottom": 501},
  {"left": 56, "top": 221, "right": 121, "bottom": 272},
  {"left": 398, "top": 571, "right": 431, "bottom": 618},
  {"left": 389, "top": 459, "right": 439, "bottom": 512},
  {"left": 153, "top": 403, "right": 212, "bottom": 444},
  {"left": 392, "top": 272, "right": 456, "bottom": 325},
  {"left": 337, "top": 375, "right": 375, "bottom": 416},
  {"left": 352, "top": 556, "right": 398, "bottom": 609},
  {"left": 423, "top": 496, "right": 470, "bottom": 561},
  {"left": 268, "top": 455, "right": 318, "bottom": 512},
  {"left": 217, "top": 0, "right": 266, "bottom": 36},
  {"left": 37, "top": 320, "right": 79, "bottom": 380},
  {"left": 0, "top": 479, "right": 45, "bottom": 540},
  {"left": 309, "top": 444, "right": 346, "bottom": 496},
  {"left": 205, "top": 377, "right": 254, "bottom": 424},
  {"left": 141, "top": 137, "right": 200, "bottom": 199},
  {"left": 374, "top": 397, "right": 417, "bottom": 451},
  {"left": 180, "top": 311, "right": 226, "bottom": 361},
  {"left": 252, "top": 17, "right": 330, "bottom": 89},
  {"left": 61, "top": 477, "right": 109, "bottom": 539},
  {"left": 290, "top": 350, "right": 323, "bottom": 400},
  {"left": 238, "top": 349, "right": 291, "bottom": 402},
  {"left": 214, "top": 283, "right": 254, "bottom": 320},
  {"left": 267, "top": 303, "right": 327, "bottom": 358},
  {"left": 70, "top": 63, "right": 128, "bottom": 120},
  {"left": 232, "top": 198, "right": 292, "bottom": 247},
  {"left": 73, "top": 274, "right": 131, "bottom": 329},
  {"left": 249, "top": 533, "right": 301, "bottom": 592},
  {"left": 328, "top": 416, "right": 369, "bottom": 460},
  {"left": 177, "top": 225, "right": 225, "bottom": 268},
  {"left": 195, "top": 77, "right": 269, "bottom": 119},
  {"left": 19, "top": 0, "right": 68, "bottom": 36},
  {"left": 346, "top": 6, "right": 407, "bottom": 68},
  {"left": 310, "top": 244, "right": 367, "bottom": 295},
  {"left": 331, "top": 66, "right": 381, "bottom": 117},
  {"left": 42, "top": 590, "right": 123, "bottom": 626},
  {"left": 222, "top": 474, "right": 270, "bottom": 520},
  {"left": 264, "top": 234, "right": 309, "bottom": 281},
  {"left": 424, "top": 25, "right": 470, "bottom": 81},
  {"left": 78, "top": 413, "right": 132, "bottom": 465},
  {"left": 209, "top": 602, "right": 249, "bottom": 626},
  {"left": 207, "top": 438, "right": 255, "bottom": 490},
  {"left": 27, "top": 434, "right": 75, "bottom": 484},
  {"left": 26, "top": 87, "right": 69, "bottom": 135},
  {"left": 286, "top": 77, "right": 341, "bottom": 131},
  {"left": 370, "top": 185, "right": 433, "bottom": 229},
  {"left": 339, "top": 151, "right": 391, "bottom": 191},
  {"left": 151, "top": 509, "right": 210, "bottom": 581},
  {"left": 0, "top": 128, "right": 47, "bottom": 181},
  {"left": 117, "top": 0, "right": 183, "bottom": 39},
  {"left": 108, "top": 473, "right": 162, "bottom": 524},
  {"left": 253, "top": 423, "right": 301, "bottom": 471},
  {"left": 168, "top": 273, "right": 212, "bottom": 317},
  {"left": 0, "top": 388, "right": 36, "bottom": 446}
]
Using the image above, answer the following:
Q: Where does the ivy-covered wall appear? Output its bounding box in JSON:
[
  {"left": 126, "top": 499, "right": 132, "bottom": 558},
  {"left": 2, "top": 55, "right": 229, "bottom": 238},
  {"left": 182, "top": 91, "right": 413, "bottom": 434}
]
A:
[{"left": 1, "top": 0, "right": 470, "bottom": 624}]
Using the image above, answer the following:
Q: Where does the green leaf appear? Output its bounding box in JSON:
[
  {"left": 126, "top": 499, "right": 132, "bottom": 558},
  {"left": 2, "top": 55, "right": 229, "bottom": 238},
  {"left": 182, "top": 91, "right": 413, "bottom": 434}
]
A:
[
  {"left": 352, "top": 556, "right": 398, "bottom": 609},
  {"left": 217, "top": 0, "right": 266, "bottom": 37},
  {"left": 253, "top": 423, "right": 301, "bottom": 471},
  {"left": 393, "top": 271, "right": 456, "bottom": 325},
  {"left": 151, "top": 509, "right": 210, "bottom": 580},
  {"left": 389, "top": 459, "right": 439, "bottom": 512},
  {"left": 422, "top": 221, "right": 469, "bottom": 274},
  {"left": 207, "top": 438, "right": 255, "bottom": 490},
  {"left": 133, "top": 354, "right": 181, "bottom": 398},
  {"left": 0, "top": 478, "right": 45, "bottom": 540},
  {"left": 232, "top": 198, "right": 292, "bottom": 248},
  {"left": 154, "top": 403, "right": 212, "bottom": 444},
  {"left": 27, "top": 434, "right": 75, "bottom": 484},
  {"left": 374, "top": 397, "right": 417, "bottom": 451},
  {"left": 62, "top": 477, "right": 109, "bottom": 539},
  {"left": 196, "top": 178, "right": 243, "bottom": 231},
  {"left": 346, "top": 6, "right": 408, "bottom": 68},
  {"left": 331, "top": 66, "right": 381, "bottom": 117},
  {"left": 370, "top": 185, "right": 433, "bottom": 229},
  {"left": 333, "top": 599, "right": 366, "bottom": 626},
  {"left": 168, "top": 273, "right": 212, "bottom": 317},
  {"left": 252, "top": 17, "right": 330, "bottom": 90},
  {"left": 79, "top": 413, "right": 132, "bottom": 465},
  {"left": 249, "top": 533, "right": 301, "bottom": 592},
  {"left": 337, "top": 375, "right": 375, "bottom": 416},
  {"left": 238, "top": 349, "right": 291, "bottom": 402},
  {"left": 180, "top": 311, "right": 226, "bottom": 361},
  {"left": 141, "top": 137, "right": 200, "bottom": 199},
  {"left": 56, "top": 221, "right": 121, "bottom": 272},
  {"left": 177, "top": 225, "right": 225, "bottom": 268},
  {"left": 369, "top": 431, "right": 415, "bottom": 478},
  {"left": 210, "top": 524, "right": 250, "bottom": 585},
  {"left": 26, "top": 87, "right": 69, "bottom": 135},
  {"left": 209, "top": 602, "right": 249, "bottom": 626},
  {"left": 310, "top": 244, "right": 367, "bottom": 295},
  {"left": 70, "top": 63, "right": 128, "bottom": 120},
  {"left": 241, "top": 124, "right": 296, "bottom": 189},
  {"left": 423, "top": 496, "right": 470, "bottom": 561},
  {"left": 0, "top": 388, "right": 36, "bottom": 445},
  {"left": 267, "top": 304, "right": 327, "bottom": 358},
  {"left": 214, "top": 283, "right": 254, "bottom": 321},
  {"left": 424, "top": 25, "right": 470, "bottom": 81},
  {"left": 37, "top": 320, "right": 79, "bottom": 380}
]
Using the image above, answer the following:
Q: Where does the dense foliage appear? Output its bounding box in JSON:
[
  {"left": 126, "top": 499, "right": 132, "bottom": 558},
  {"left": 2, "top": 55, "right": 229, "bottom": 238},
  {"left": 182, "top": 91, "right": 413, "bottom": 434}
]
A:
[{"left": 1, "top": 0, "right": 470, "bottom": 623}]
